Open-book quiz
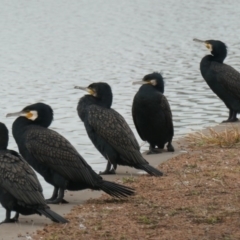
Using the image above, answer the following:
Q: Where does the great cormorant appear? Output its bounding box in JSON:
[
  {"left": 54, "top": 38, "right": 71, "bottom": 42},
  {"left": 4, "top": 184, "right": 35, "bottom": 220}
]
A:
[
  {"left": 194, "top": 38, "right": 240, "bottom": 122},
  {"left": 0, "top": 122, "right": 68, "bottom": 224},
  {"left": 132, "top": 72, "right": 174, "bottom": 154},
  {"left": 6, "top": 103, "right": 134, "bottom": 204},
  {"left": 75, "top": 82, "right": 163, "bottom": 176}
]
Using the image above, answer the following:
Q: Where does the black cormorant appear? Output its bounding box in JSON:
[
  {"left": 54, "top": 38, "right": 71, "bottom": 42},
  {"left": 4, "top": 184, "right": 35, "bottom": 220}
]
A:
[
  {"left": 0, "top": 122, "right": 68, "bottom": 224},
  {"left": 75, "top": 82, "right": 163, "bottom": 176},
  {"left": 194, "top": 38, "right": 240, "bottom": 122},
  {"left": 132, "top": 72, "right": 174, "bottom": 154},
  {"left": 6, "top": 103, "right": 134, "bottom": 204}
]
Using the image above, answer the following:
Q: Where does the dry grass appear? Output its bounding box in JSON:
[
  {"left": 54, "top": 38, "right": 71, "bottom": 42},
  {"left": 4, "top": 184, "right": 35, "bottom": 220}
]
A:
[
  {"left": 186, "top": 126, "right": 240, "bottom": 148},
  {"left": 33, "top": 145, "right": 240, "bottom": 240}
]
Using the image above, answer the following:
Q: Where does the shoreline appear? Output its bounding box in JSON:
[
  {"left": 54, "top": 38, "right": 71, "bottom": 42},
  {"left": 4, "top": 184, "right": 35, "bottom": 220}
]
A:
[
  {"left": 1, "top": 141, "right": 182, "bottom": 240},
  {"left": 1, "top": 122, "right": 236, "bottom": 240}
]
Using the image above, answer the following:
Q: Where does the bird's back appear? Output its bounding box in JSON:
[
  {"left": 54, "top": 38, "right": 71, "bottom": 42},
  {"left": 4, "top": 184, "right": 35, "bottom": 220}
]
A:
[
  {"left": 86, "top": 105, "right": 149, "bottom": 166},
  {"left": 21, "top": 125, "right": 101, "bottom": 187},
  {"left": 132, "top": 86, "right": 174, "bottom": 145},
  {"left": 200, "top": 57, "right": 240, "bottom": 111},
  {"left": 0, "top": 149, "right": 46, "bottom": 208}
]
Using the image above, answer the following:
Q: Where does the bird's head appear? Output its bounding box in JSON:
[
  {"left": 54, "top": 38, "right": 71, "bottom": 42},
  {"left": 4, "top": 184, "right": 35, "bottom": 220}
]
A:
[
  {"left": 133, "top": 72, "right": 164, "bottom": 93},
  {"left": 75, "top": 82, "right": 113, "bottom": 108},
  {"left": 6, "top": 102, "right": 54, "bottom": 128},
  {"left": 193, "top": 38, "right": 227, "bottom": 62}
]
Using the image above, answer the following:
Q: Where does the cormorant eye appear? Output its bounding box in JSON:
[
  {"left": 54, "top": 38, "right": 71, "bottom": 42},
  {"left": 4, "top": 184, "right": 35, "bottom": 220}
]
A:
[{"left": 205, "top": 43, "right": 212, "bottom": 51}]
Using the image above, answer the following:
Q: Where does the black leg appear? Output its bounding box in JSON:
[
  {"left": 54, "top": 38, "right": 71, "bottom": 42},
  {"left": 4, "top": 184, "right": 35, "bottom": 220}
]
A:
[
  {"left": 99, "top": 160, "right": 116, "bottom": 175},
  {"left": 167, "top": 142, "right": 174, "bottom": 152},
  {"left": 222, "top": 110, "right": 238, "bottom": 123},
  {"left": 12, "top": 212, "right": 19, "bottom": 222},
  {"left": 222, "top": 109, "right": 232, "bottom": 123},
  {"left": 230, "top": 111, "right": 239, "bottom": 122},
  {"left": 46, "top": 187, "right": 59, "bottom": 202},
  {"left": 46, "top": 188, "right": 68, "bottom": 204},
  {"left": 0, "top": 210, "right": 18, "bottom": 224}
]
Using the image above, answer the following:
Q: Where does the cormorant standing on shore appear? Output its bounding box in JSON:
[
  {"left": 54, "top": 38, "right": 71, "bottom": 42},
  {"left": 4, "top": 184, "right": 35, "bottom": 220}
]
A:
[
  {"left": 7, "top": 103, "right": 134, "bottom": 204},
  {"left": 0, "top": 122, "right": 68, "bottom": 224},
  {"left": 75, "top": 82, "right": 163, "bottom": 176},
  {"left": 194, "top": 38, "right": 240, "bottom": 122},
  {"left": 132, "top": 72, "right": 174, "bottom": 154}
]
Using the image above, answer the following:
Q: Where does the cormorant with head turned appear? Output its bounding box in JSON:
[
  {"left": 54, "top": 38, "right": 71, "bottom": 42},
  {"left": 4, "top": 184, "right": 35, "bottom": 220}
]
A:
[
  {"left": 75, "top": 82, "right": 163, "bottom": 176},
  {"left": 6, "top": 103, "right": 134, "bottom": 204},
  {"left": 0, "top": 122, "right": 68, "bottom": 224},
  {"left": 194, "top": 38, "right": 240, "bottom": 122},
  {"left": 132, "top": 72, "right": 174, "bottom": 154}
]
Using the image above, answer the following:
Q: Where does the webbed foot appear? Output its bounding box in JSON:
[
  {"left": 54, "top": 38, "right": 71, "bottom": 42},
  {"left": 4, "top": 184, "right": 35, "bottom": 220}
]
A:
[
  {"left": 147, "top": 146, "right": 162, "bottom": 155},
  {"left": 0, "top": 213, "right": 19, "bottom": 224},
  {"left": 99, "top": 168, "right": 116, "bottom": 175},
  {"left": 46, "top": 198, "right": 69, "bottom": 204},
  {"left": 46, "top": 188, "right": 67, "bottom": 204},
  {"left": 0, "top": 219, "right": 17, "bottom": 224},
  {"left": 222, "top": 118, "right": 239, "bottom": 123}
]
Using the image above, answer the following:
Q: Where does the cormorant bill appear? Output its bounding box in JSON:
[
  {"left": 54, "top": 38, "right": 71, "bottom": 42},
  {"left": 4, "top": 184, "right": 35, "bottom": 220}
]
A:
[
  {"left": 6, "top": 103, "right": 134, "bottom": 204},
  {"left": 193, "top": 38, "right": 240, "bottom": 123},
  {"left": 0, "top": 122, "right": 68, "bottom": 224},
  {"left": 75, "top": 82, "right": 163, "bottom": 176},
  {"left": 132, "top": 72, "right": 174, "bottom": 154}
]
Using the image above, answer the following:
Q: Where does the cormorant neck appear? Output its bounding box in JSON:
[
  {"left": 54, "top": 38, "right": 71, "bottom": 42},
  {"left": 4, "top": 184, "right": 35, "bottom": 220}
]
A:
[
  {"left": 77, "top": 95, "right": 97, "bottom": 122},
  {"left": 77, "top": 93, "right": 112, "bottom": 122},
  {"left": 139, "top": 84, "right": 161, "bottom": 93},
  {"left": 203, "top": 54, "right": 225, "bottom": 64},
  {"left": 12, "top": 117, "right": 34, "bottom": 142},
  {"left": 0, "top": 145, "right": 7, "bottom": 150},
  {"left": 97, "top": 93, "right": 112, "bottom": 108},
  {"left": 211, "top": 50, "right": 227, "bottom": 63}
]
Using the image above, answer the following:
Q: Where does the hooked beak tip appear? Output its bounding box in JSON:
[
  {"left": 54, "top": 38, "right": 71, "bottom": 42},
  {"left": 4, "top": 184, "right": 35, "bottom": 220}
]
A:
[
  {"left": 6, "top": 113, "right": 14, "bottom": 118},
  {"left": 193, "top": 38, "right": 205, "bottom": 43}
]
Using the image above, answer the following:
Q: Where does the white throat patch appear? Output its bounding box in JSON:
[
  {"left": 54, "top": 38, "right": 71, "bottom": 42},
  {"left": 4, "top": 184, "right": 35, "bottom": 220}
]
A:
[
  {"left": 29, "top": 111, "right": 38, "bottom": 121},
  {"left": 21, "top": 110, "right": 38, "bottom": 121},
  {"left": 150, "top": 79, "right": 157, "bottom": 86}
]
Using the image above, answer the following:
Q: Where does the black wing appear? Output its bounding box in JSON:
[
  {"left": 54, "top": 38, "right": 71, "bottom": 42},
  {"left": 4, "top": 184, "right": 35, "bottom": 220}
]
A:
[
  {"left": 87, "top": 105, "right": 146, "bottom": 165},
  {"left": 160, "top": 94, "right": 174, "bottom": 137},
  {"left": 212, "top": 62, "right": 240, "bottom": 99},
  {"left": 132, "top": 92, "right": 174, "bottom": 139},
  {"left": 132, "top": 98, "right": 145, "bottom": 141},
  {"left": 25, "top": 127, "right": 98, "bottom": 185},
  {"left": 0, "top": 150, "right": 46, "bottom": 206}
]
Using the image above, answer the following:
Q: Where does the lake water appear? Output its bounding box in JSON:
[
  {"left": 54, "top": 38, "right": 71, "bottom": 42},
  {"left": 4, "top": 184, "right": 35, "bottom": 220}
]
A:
[{"left": 1, "top": 0, "right": 240, "bottom": 219}]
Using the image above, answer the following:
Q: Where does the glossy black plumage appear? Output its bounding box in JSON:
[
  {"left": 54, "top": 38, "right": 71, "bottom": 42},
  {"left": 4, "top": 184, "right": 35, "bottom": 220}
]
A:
[
  {"left": 75, "top": 82, "right": 163, "bottom": 176},
  {"left": 0, "top": 122, "right": 68, "bottom": 224},
  {"left": 194, "top": 38, "right": 240, "bottom": 122},
  {"left": 132, "top": 72, "right": 174, "bottom": 154},
  {"left": 7, "top": 103, "right": 134, "bottom": 204}
]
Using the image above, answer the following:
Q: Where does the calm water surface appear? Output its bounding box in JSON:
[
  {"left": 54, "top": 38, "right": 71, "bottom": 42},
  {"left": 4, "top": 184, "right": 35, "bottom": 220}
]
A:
[{"left": 1, "top": 0, "right": 240, "bottom": 219}]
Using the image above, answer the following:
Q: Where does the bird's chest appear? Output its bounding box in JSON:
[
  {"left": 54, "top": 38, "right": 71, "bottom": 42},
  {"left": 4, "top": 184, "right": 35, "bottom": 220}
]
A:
[
  {"left": 134, "top": 91, "right": 158, "bottom": 111},
  {"left": 200, "top": 61, "right": 218, "bottom": 86}
]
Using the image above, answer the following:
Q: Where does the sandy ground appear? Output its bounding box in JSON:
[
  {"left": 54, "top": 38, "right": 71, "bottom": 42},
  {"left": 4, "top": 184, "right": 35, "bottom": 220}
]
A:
[
  {"left": 2, "top": 123, "right": 240, "bottom": 240},
  {"left": 31, "top": 123, "right": 240, "bottom": 240},
  {"left": 33, "top": 149, "right": 240, "bottom": 240},
  {"left": 0, "top": 143, "right": 180, "bottom": 240}
]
